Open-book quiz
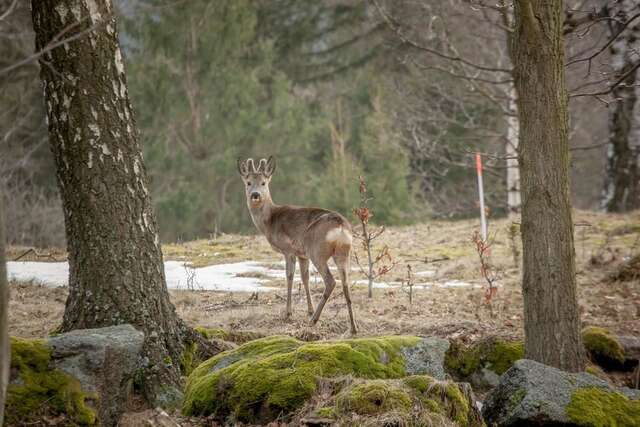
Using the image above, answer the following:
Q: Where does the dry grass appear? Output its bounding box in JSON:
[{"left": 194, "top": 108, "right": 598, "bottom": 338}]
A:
[{"left": 7, "top": 210, "right": 640, "bottom": 341}]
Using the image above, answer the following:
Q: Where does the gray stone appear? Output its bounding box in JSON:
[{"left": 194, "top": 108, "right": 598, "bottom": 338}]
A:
[
  {"left": 470, "top": 367, "right": 501, "bottom": 389},
  {"left": 482, "top": 359, "right": 640, "bottom": 426},
  {"left": 401, "top": 336, "right": 449, "bottom": 380},
  {"left": 619, "top": 335, "right": 640, "bottom": 361},
  {"left": 48, "top": 324, "right": 145, "bottom": 427}
]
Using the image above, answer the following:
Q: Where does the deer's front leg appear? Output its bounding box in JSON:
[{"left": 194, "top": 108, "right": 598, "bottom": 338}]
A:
[
  {"left": 285, "top": 255, "right": 296, "bottom": 319},
  {"left": 298, "top": 257, "right": 314, "bottom": 316}
]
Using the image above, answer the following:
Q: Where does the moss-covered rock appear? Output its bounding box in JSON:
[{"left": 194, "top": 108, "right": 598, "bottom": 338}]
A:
[
  {"left": 444, "top": 337, "right": 523, "bottom": 389},
  {"left": 182, "top": 335, "right": 454, "bottom": 424},
  {"left": 7, "top": 325, "right": 144, "bottom": 426},
  {"left": 483, "top": 359, "right": 640, "bottom": 426},
  {"left": 335, "top": 380, "right": 413, "bottom": 415},
  {"left": 5, "top": 337, "right": 97, "bottom": 426},
  {"left": 303, "top": 376, "right": 484, "bottom": 427},
  {"left": 582, "top": 326, "right": 626, "bottom": 366},
  {"left": 566, "top": 387, "right": 640, "bottom": 426}
]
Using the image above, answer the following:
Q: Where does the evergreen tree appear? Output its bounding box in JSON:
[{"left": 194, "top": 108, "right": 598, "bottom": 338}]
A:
[
  {"left": 359, "top": 88, "right": 414, "bottom": 224},
  {"left": 126, "top": 0, "right": 324, "bottom": 239}
]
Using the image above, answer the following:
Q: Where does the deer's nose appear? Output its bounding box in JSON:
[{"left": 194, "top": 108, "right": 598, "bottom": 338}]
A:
[{"left": 250, "top": 192, "right": 261, "bottom": 200}]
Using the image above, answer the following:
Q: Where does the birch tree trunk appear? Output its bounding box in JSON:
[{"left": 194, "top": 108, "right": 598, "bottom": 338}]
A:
[
  {"left": 506, "top": 85, "right": 521, "bottom": 216},
  {"left": 30, "top": 0, "right": 213, "bottom": 405},
  {"left": 512, "top": 0, "right": 585, "bottom": 372},
  {"left": 601, "top": 0, "right": 640, "bottom": 212},
  {"left": 0, "top": 205, "right": 8, "bottom": 427}
]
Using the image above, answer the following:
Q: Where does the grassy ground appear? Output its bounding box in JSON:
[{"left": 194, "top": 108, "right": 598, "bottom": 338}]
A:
[{"left": 8, "top": 210, "right": 640, "bottom": 342}]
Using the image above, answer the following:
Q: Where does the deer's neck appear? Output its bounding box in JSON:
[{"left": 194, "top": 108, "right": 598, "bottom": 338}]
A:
[{"left": 249, "top": 197, "right": 276, "bottom": 235}]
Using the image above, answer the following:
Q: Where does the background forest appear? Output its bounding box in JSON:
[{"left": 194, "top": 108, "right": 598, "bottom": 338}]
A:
[{"left": 0, "top": 0, "right": 625, "bottom": 244}]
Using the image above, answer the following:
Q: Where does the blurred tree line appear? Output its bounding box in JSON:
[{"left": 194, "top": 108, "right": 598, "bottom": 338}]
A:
[
  {"left": 1, "top": 0, "right": 627, "bottom": 245},
  {"left": 124, "top": 0, "right": 416, "bottom": 240}
]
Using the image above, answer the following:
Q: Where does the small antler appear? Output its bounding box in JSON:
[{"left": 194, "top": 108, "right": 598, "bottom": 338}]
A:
[
  {"left": 238, "top": 157, "right": 275, "bottom": 177},
  {"left": 257, "top": 158, "right": 268, "bottom": 174},
  {"left": 264, "top": 156, "right": 276, "bottom": 177},
  {"left": 237, "top": 158, "right": 248, "bottom": 177},
  {"left": 246, "top": 158, "right": 258, "bottom": 174}
]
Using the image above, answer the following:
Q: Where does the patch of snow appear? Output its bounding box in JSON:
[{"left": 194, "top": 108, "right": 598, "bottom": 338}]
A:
[
  {"left": 7, "top": 261, "right": 480, "bottom": 293},
  {"left": 440, "top": 280, "right": 476, "bottom": 288},
  {"left": 7, "top": 262, "right": 68, "bottom": 286},
  {"left": 414, "top": 270, "right": 436, "bottom": 277},
  {"left": 8, "top": 261, "right": 278, "bottom": 293}
]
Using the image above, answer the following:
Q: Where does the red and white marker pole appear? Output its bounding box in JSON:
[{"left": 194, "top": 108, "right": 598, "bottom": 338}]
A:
[{"left": 476, "top": 153, "right": 487, "bottom": 242}]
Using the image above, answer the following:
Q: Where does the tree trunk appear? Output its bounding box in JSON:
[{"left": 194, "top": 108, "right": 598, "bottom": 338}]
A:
[
  {"left": 0, "top": 204, "right": 8, "bottom": 426},
  {"left": 512, "top": 0, "right": 585, "bottom": 372},
  {"left": 30, "top": 0, "right": 214, "bottom": 405},
  {"left": 506, "top": 85, "right": 521, "bottom": 216},
  {"left": 601, "top": 0, "right": 640, "bottom": 212}
]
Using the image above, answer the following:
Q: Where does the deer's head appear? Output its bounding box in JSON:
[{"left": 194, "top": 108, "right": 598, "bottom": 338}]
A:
[{"left": 237, "top": 156, "right": 276, "bottom": 208}]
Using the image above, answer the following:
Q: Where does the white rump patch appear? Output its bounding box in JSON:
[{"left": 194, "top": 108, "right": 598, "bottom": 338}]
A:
[{"left": 326, "top": 227, "right": 352, "bottom": 245}]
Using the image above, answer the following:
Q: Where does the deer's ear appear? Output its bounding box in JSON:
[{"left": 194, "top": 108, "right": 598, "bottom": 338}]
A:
[
  {"left": 237, "top": 158, "right": 248, "bottom": 177},
  {"left": 265, "top": 156, "right": 276, "bottom": 177}
]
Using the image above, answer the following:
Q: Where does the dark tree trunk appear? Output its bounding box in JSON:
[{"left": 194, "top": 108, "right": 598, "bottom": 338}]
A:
[
  {"left": 0, "top": 205, "right": 8, "bottom": 426},
  {"left": 512, "top": 0, "right": 585, "bottom": 372},
  {"left": 30, "top": 0, "right": 214, "bottom": 405},
  {"left": 601, "top": 0, "right": 640, "bottom": 212}
]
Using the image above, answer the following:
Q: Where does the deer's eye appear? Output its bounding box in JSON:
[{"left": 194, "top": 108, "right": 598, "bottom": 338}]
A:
[
  {"left": 261, "top": 182, "right": 265, "bottom": 186},
  {"left": 247, "top": 182, "right": 251, "bottom": 186}
]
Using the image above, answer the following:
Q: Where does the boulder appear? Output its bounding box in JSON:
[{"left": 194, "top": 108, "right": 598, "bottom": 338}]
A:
[
  {"left": 482, "top": 359, "right": 640, "bottom": 426},
  {"left": 299, "top": 376, "right": 484, "bottom": 427},
  {"left": 182, "top": 335, "right": 450, "bottom": 424},
  {"left": 619, "top": 335, "right": 640, "bottom": 362},
  {"left": 445, "top": 337, "right": 523, "bottom": 390},
  {"left": 582, "top": 326, "right": 626, "bottom": 367},
  {"left": 6, "top": 324, "right": 144, "bottom": 426}
]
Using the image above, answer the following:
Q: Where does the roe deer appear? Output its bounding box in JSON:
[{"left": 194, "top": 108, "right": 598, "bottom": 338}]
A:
[{"left": 237, "top": 156, "right": 357, "bottom": 334}]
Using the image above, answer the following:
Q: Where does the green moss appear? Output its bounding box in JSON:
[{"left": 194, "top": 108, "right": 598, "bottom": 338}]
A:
[
  {"left": 335, "top": 380, "right": 412, "bottom": 415},
  {"left": 180, "top": 341, "right": 198, "bottom": 376},
  {"left": 195, "top": 326, "right": 229, "bottom": 341},
  {"left": 402, "top": 374, "right": 434, "bottom": 393},
  {"left": 183, "top": 335, "right": 421, "bottom": 423},
  {"left": 330, "top": 376, "right": 480, "bottom": 426},
  {"left": 444, "top": 341, "right": 481, "bottom": 377},
  {"left": 445, "top": 383, "right": 470, "bottom": 425},
  {"left": 315, "top": 406, "right": 336, "bottom": 419},
  {"left": 6, "top": 337, "right": 97, "bottom": 425},
  {"left": 485, "top": 340, "right": 524, "bottom": 375},
  {"left": 409, "top": 378, "right": 470, "bottom": 425},
  {"left": 582, "top": 327, "right": 625, "bottom": 364},
  {"left": 195, "top": 326, "right": 265, "bottom": 344},
  {"left": 585, "top": 363, "right": 608, "bottom": 381},
  {"left": 566, "top": 387, "right": 640, "bottom": 427},
  {"left": 509, "top": 388, "right": 527, "bottom": 411},
  {"left": 445, "top": 337, "right": 523, "bottom": 378}
]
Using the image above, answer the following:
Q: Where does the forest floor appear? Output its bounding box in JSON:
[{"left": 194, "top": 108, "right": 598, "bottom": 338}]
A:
[
  {"left": 7, "top": 210, "right": 640, "bottom": 426},
  {"left": 8, "top": 209, "right": 640, "bottom": 341}
]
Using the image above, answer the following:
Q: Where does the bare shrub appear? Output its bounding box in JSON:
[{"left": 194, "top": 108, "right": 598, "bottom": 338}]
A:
[{"left": 1, "top": 182, "right": 65, "bottom": 248}]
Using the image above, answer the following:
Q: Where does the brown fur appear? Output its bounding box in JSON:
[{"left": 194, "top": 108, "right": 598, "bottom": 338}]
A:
[{"left": 237, "top": 157, "right": 357, "bottom": 333}]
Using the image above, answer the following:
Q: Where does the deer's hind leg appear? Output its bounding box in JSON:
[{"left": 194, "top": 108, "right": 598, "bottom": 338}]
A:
[
  {"left": 298, "top": 257, "right": 314, "bottom": 316},
  {"left": 334, "top": 249, "right": 357, "bottom": 334},
  {"left": 309, "top": 258, "right": 336, "bottom": 326},
  {"left": 285, "top": 255, "right": 296, "bottom": 319}
]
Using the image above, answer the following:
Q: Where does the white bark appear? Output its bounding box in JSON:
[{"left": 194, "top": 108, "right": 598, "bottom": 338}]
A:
[
  {"left": 506, "top": 85, "right": 521, "bottom": 216},
  {"left": 601, "top": 0, "right": 640, "bottom": 212}
]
